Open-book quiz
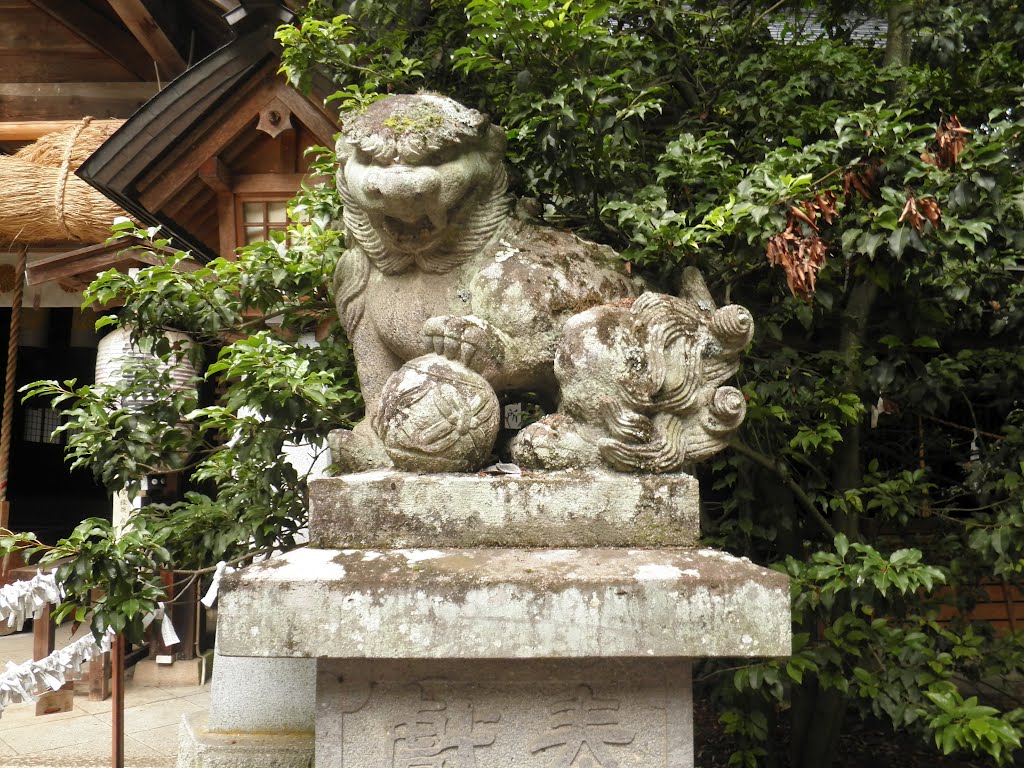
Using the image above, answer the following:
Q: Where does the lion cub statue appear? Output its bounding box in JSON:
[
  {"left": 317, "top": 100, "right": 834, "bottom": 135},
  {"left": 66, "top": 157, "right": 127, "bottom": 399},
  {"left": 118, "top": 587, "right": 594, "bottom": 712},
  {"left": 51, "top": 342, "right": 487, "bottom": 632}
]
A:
[{"left": 329, "top": 94, "right": 752, "bottom": 474}]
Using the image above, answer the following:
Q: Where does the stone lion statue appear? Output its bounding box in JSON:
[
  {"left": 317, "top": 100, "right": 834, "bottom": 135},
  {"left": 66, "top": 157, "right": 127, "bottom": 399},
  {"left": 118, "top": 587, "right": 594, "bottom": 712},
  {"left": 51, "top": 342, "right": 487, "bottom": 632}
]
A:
[
  {"left": 329, "top": 93, "right": 753, "bottom": 474},
  {"left": 330, "top": 93, "right": 643, "bottom": 471}
]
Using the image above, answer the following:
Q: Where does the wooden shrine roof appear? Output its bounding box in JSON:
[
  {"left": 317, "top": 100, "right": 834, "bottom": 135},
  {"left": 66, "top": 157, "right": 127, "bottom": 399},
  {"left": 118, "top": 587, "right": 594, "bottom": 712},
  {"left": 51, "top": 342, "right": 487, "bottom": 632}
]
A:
[{"left": 77, "top": 1, "right": 338, "bottom": 262}]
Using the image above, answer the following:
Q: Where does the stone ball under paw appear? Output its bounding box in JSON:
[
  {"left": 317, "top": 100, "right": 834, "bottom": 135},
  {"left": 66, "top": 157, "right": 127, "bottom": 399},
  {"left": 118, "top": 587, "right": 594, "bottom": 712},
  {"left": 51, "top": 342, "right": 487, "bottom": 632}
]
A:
[{"left": 374, "top": 354, "right": 500, "bottom": 472}]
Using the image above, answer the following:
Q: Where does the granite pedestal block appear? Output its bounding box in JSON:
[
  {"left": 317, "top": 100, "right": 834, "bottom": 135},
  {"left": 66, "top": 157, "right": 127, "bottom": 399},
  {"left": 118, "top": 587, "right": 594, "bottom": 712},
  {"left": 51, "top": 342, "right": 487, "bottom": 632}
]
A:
[
  {"left": 217, "top": 547, "right": 790, "bottom": 660},
  {"left": 308, "top": 469, "right": 701, "bottom": 548}
]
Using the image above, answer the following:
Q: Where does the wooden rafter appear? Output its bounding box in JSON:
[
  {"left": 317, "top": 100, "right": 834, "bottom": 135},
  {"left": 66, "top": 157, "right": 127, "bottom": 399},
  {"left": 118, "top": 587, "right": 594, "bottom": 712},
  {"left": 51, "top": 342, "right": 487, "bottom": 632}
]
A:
[
  {"left": 26, "top": 0, "right": 155, "bottom": 81},
  {"left": 106, "top": 0, "right": 188, "bottom": 80}
]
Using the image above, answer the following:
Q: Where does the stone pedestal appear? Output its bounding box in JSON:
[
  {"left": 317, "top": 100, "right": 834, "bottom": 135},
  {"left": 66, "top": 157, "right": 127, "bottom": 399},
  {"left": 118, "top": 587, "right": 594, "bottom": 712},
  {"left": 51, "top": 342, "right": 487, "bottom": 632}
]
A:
[
  {"left": 316, "top": 659, "right": 694, "bottom": 768},
  {"left": 185, "top": 470, "right": 790, "bottom": 768}
]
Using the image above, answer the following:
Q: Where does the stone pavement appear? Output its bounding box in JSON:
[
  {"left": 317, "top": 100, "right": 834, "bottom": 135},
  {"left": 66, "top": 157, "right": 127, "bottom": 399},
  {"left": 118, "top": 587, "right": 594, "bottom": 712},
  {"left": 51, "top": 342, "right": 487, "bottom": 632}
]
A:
[{"left": 0, "top": 624, "right": 209, "bottom": 768}]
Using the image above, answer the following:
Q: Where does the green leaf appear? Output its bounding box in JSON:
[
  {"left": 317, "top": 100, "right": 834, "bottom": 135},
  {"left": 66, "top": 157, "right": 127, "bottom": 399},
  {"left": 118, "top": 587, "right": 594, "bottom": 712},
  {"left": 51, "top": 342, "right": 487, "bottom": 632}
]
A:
[{"left": 888, "top": 226, "right": 911, "bottom": 259}]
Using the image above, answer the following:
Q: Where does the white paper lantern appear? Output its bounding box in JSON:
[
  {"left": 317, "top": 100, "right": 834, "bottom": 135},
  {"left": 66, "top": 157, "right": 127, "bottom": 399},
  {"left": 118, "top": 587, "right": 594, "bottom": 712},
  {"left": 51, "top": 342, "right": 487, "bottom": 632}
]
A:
[{"left": 95, "top": 325, "right": 199, "bottom": 411}]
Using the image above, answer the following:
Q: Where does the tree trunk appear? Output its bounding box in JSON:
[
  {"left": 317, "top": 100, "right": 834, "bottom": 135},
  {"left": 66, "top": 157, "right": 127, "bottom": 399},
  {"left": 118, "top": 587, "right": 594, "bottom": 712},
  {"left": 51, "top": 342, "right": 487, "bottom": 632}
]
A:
[
  {"left": 832, "top": 279, "right": 879, "bottom": 537},
  {"left": 883, "top": 2, "right": 914, "bottom": 68},
  {"left": 791, "top": 681, "right": 848, "bottom": 768}
]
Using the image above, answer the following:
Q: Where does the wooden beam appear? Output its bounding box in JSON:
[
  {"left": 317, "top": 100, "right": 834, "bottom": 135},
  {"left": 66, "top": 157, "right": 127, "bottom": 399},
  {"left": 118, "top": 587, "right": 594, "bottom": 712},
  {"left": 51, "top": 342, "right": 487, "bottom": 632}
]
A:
[
  {"left": 0, "top": 119, "right": 124, "bottom": 142},
  {"left": 274, "top": 86, "right": 340, "bottom": 147},
  {"left": 107, "top": 0, "right": 187, "bottom": 80},
  {"left": 0, "top": 82, "right": 157, "bottom": 121},
  {"left": 26, "top": 0, "right": 154, "bottom": 81},
  {"left": 232, "top": 173, "right": 306, "bottom": 195},
  {"left": 198, "top": 157, "right": 234, "bottom": 195},
  {"left": 26, "top": 237, "right": 197, "bottom": 287}
]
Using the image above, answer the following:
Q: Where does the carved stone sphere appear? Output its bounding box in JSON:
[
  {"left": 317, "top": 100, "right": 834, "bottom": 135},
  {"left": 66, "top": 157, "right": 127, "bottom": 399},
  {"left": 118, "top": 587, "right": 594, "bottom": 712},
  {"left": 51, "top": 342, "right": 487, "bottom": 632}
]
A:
[{"left": 374, "top": 354, "right": 500, "bottom": 472}]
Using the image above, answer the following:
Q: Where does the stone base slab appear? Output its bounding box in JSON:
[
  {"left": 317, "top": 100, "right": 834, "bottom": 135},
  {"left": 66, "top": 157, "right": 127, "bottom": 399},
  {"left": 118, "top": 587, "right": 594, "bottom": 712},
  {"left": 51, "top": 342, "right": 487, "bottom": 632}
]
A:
[
  {"left": 308, "top": 469, "right": 700, "bottom": 548},
  {"left": 133, "top": 653, "right": 213, "bottom": 688},
  {"left": 315, "top": 658, "right": 693, "bottom": 768},
  {"left": 176, "top": 711, "right": 313, "bottom": 768},
  {"left": 218, "top": 547, "right": 790, "bottom": 659}
]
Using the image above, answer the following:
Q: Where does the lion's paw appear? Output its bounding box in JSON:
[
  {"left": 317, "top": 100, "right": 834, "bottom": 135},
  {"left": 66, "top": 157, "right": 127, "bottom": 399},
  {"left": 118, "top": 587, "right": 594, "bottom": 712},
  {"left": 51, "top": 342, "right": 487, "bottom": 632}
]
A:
[{"left": 422, "top": 314, "right": 505, "bottom": 380}]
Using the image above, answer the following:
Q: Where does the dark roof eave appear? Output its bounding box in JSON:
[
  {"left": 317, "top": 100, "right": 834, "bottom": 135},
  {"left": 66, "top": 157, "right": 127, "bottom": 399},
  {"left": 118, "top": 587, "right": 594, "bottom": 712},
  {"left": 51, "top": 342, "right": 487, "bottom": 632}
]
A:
[{"left": 76, "top": 7, "right": 290, "bottom": 263}]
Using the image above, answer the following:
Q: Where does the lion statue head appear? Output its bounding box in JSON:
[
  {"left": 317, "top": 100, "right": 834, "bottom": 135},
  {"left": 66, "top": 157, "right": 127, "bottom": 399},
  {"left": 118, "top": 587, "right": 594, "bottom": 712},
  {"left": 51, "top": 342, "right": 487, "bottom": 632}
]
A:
[{"left": 335, "top": 94, "right": 513, "bottom": 276}]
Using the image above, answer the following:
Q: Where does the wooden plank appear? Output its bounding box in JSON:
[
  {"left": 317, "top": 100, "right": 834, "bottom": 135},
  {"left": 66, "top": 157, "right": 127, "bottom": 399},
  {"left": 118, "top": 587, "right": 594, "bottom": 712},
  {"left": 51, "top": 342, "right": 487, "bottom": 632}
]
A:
[
  {"left": 0, "top": 50, "right": 133, "bottom": 84},
  {"left": 107, "top": 0, "right": 187, "bottom": 80},
  {"left": 0, "top": 119, "right": 123, "bottom": 141},
  {"left": 29, "top": 250, "right": 161, "bottom": 286},
  {"left": 26, "top": 237, "right": 194, "bottom": 286},
  {"left": 26, "top": 0, "right": 152, "bottom": 81},
  {"left": 279, "top": 124, "right": 298, "bottom": 173},
  {"left": 232, "top": 173, "right": 306, "bottom": 195},
  {"left": 0, "top": 82, "right": 157, "bottom": 121},
  {"left": 0, "top": 8, "right": 102, "bottom": 50},
  {"left": 962, "top": 602, "right": 1023, "bottom": 622}
]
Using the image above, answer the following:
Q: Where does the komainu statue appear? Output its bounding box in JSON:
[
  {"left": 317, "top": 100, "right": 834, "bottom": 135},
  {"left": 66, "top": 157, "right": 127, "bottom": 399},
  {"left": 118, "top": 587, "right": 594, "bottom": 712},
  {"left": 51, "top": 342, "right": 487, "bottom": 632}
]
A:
[{"left": 329, "top": 93, "right": 752, "bottom": 473}]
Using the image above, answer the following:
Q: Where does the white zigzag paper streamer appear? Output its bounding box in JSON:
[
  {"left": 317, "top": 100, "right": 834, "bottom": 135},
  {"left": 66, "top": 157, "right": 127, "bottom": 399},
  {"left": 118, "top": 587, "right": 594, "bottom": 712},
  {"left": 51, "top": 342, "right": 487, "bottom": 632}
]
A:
[
  {"left": 0, "top": 628, "right": 115, "bottom": 718},
  {"left": 0, "top": 572, "right": 63, "bottom": 632}
]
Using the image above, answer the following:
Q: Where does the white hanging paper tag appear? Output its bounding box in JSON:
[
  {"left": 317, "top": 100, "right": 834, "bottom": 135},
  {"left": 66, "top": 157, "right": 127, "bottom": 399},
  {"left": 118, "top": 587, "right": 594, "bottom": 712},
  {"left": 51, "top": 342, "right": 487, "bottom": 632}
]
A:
[
  {"left": 158, "top": 602, "right": 180, "bottom": 647},
  {"left": 201, "top": 561, "right": 234, "bottom": 608}
]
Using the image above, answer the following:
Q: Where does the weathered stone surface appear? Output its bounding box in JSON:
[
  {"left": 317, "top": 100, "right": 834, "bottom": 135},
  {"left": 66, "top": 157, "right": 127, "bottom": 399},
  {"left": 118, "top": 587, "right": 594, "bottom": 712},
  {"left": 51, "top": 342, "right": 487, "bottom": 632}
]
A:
[
  {"left": 513, "top": 272, "right": 755, "bottom": 473},
  {"left": 315, "top": 658, "right": 693, "bottom": 768},
  {"left": 176, "top": 712, "right": 313, "bottom": 768},
  {"left": 206, "top": 651, "right": 315, "bottom": 733},
  {"left": 374, "top": 356, "right": 500, "bottom": 472},
  {"left": 218, "top": 547, "right": 790, "bottom": 660},
  {"left": 308, "top": 469, "right": 700, "bottom": 548}
]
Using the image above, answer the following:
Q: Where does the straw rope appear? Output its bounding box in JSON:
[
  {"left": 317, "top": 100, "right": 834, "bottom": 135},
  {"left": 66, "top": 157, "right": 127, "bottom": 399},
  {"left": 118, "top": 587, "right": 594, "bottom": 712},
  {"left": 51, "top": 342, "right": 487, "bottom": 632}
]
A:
[
  {"left": 0, "top": 245, "right": 26, "bottom": 503},
  {"left": 0, "top": 118, "right": 131, "bottom": 244},
  {"left": 53, "top": 118, "right": 92, "bottom": 240},
  {"left": 13, "top": 119, "right": 122, "bottom": 171}
]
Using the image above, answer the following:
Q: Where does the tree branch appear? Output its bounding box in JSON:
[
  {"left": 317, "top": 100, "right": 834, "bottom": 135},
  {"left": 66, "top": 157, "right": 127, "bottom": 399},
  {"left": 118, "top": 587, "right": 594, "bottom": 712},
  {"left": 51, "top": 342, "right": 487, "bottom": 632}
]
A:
[{"left": 730, "top": 439, "right": 839, "bottom": 539}]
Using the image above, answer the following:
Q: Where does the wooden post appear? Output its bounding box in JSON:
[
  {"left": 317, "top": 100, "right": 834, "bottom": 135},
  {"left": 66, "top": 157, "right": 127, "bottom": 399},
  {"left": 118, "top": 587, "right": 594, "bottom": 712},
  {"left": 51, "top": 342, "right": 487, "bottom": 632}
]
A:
[
  {"left": 152, "top": 568, "right": 177, "bottom": 664},
  {"left": 88, "top": 587, "right": 111, "bottom": 701},
  {"left": 112, "top": 634, "right": 126, "bottom": 768},
  {"left": 10, "top": 560, "right": 73, "bottom": 713},
  {"left": 32, "top": 603, "right": 73, "bottom": 715}
]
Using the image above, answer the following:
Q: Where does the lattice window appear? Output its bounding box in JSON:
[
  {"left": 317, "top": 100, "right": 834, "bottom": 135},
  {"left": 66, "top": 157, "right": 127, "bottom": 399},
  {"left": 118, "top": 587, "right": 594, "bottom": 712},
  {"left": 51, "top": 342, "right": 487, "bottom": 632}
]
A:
[
  {"left": 238, "top": 200, "right": 290, "bottom": 246},
  {"left": 23, "top": 407, "right": 62, "bottom": 444}
]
